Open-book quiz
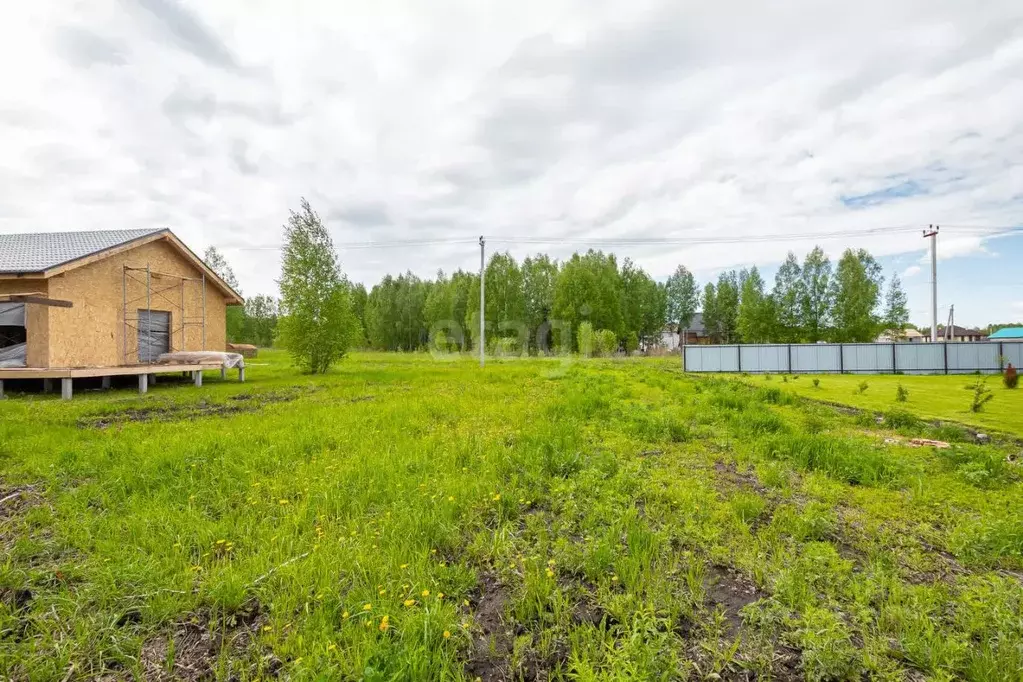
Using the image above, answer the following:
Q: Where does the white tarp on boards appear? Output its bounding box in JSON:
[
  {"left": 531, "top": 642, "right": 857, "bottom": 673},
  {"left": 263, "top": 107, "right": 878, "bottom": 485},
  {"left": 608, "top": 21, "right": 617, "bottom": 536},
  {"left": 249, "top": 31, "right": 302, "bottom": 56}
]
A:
[
  {"left": 156, "top": 351, "right": 245, "bottom": 368},
  {"left": 0, "top": 343, "right": 26, "bottom": 367}
]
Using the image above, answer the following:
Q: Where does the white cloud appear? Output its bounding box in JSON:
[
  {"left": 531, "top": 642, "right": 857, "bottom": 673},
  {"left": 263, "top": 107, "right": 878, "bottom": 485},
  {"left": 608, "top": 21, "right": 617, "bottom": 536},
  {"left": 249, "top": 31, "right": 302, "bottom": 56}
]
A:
[
  {"left": 0, "top": 0, "right": 1021, "bottom": 313},
  {"left": 902, "top": 265, "right": 922, "bottom": 278}
]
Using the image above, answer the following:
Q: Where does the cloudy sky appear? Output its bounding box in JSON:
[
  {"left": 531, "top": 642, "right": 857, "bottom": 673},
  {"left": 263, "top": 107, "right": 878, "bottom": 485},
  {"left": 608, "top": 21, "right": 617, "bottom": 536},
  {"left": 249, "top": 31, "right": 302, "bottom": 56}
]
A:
[{"left": 2, "top": 0, "right": 1022, "bottom": 326}]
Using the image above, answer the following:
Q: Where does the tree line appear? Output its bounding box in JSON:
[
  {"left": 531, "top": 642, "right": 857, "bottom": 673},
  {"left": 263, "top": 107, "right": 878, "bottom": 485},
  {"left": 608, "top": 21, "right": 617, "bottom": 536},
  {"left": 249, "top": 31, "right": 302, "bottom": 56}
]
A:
[{"left": 206, "top": 200, "right": 921, "bottom": 371}]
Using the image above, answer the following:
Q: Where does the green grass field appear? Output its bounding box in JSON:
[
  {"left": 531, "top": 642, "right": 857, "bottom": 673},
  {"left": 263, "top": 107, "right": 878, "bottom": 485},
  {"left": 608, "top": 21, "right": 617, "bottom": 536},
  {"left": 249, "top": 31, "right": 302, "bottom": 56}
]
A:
[
  {"left": 731, "top": 372, "right": 1023, "bottom": 439},
  {"left": 2, "top": 352, "right": 1022, "bottom": 681}
]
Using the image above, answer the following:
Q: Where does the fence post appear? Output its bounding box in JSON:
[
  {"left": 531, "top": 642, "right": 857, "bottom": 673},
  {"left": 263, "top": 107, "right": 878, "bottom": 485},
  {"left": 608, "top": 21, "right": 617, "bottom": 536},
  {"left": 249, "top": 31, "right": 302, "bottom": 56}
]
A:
[
  {"left": 838, "top": 344, "right": 844, "bottom": 374},
  {"left": 943, "top": 342, "right": 948, "bottom": 374},
  {"left": 787, "top": 344, "right": 792, "bottom": 373},
  {"left": 891, "top": 342, "right": 897, "bottom": 374},
  {"left": 999, "top": 342, "right": 1005, "bottom": 370},
  {"left": 736, "top": 345, "right": 742, "bottom": 373}
]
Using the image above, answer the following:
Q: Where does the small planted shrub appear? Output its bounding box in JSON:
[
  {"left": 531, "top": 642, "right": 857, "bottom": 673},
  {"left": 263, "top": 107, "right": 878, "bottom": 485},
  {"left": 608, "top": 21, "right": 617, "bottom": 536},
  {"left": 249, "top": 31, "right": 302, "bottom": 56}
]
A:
[
  {"left": 782, "top": 375, "right": 789, "bottom": 383},
  {"left": 855, "top": 381, "right": 869, "bottom": 395},
  {"left": 812, "top": 378, "right": 820, "bottom": 389},
  {"left": 896, "top": 383, "right": 909, "bottom": 403},
  {"left": 593, "top": 329, "right": 618, "bottom": 357},
  {"left": 970, "top": 379, "right": 993, "bottom": 413},
  {"left": 1004, "top": 363, "right": 1019, "bottom": 389}
]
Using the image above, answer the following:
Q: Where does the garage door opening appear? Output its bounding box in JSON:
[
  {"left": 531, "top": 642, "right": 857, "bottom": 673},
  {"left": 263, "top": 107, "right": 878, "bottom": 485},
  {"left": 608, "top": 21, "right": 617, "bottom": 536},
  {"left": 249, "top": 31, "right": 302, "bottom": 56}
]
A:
[{"left": 137, "top": 310, "right": 170, "bottom": 363}]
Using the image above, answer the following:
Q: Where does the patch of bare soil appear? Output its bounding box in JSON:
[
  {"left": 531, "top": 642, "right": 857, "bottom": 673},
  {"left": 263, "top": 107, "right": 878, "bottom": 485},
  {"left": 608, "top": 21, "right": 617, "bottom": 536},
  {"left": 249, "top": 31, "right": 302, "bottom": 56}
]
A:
[
  {"left": 713, "top": 461, "right": 767, "bottom": 495},
  {"left": 139, "top": 603, "right": 278, "bottom": 681},
  {"left": 465, "top": 572, "right": 513, "bottom": 681},
  {"left": 78, "top": 388, "right": 312, "bottom": 429},
  {"left": 703, "top": 565, "right": 762, "bottom": 639},
  {"left": 0, "top": 482, "right": 39, "bottom": 523}
]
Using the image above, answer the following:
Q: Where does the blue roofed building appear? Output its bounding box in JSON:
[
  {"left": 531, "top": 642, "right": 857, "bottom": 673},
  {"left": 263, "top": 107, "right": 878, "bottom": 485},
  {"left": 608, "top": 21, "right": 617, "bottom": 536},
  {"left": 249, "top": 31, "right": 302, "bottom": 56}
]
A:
[{"left": 988, "top": 327, "right": 1023, "bottom": 341}]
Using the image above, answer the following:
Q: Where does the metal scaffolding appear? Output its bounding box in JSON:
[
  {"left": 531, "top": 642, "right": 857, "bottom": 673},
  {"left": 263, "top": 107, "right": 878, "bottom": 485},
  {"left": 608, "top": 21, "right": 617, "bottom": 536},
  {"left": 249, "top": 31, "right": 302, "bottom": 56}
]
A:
[{"left": 122, "top": 265, "right": 206, "bottom": 365}]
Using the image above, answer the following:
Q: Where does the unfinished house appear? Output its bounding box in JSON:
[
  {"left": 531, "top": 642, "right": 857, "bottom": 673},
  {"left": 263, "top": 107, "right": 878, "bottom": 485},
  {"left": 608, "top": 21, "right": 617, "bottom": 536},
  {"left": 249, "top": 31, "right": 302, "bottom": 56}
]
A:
[{"left": 0, "top": 229, "right": 245, "bottom": 399}]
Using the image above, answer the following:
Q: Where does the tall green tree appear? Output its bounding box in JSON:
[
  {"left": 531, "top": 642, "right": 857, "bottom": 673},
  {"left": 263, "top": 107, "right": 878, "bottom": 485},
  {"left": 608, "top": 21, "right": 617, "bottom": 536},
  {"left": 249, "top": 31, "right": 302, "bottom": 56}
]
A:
[
  {"left": 665, "top": 264, "right": 700, "bottom": 330},
  {"left": 772, "top": 252, "right": 803, "bottom": 343},
  {"left": 522, "top": 254, "right": 559, "bottom": 352},
  {"left": 714, "top": 271, "right": 741, "bottom": 343},
  {"left": 882, "top": 271, "right": 910, "bottom": 339},
  {"left": 203, "top": 246, "right": 245, "bottom": 342},
  {"left": 737, "top": 267, "right": 774, "bottom": 343},
  {"left": 800, "top": 246, "right": 833, "bottom": 342},
  {"left": 620, "top": 258, "right": 666, "bottom": 347},
  {"left": 466, "top": 253, "right": 527, "bottom": 349},
  {"left": 349, "top": 283, "right": 368, "bottom": 346},
  {"left": 701, "top": 282, "right": 719, "bottom": 343},
  {"left": 552, "top": 250, "right": 623, "bottom": 351},
  {"left": 830, "top": 248, "right": 884, "bottom": 342},
  {"left": 276, "top": 199, "right": 360, "bottom": 373},
  {"left": 243, "top": 294, "right": 278, "bottom": 348}
]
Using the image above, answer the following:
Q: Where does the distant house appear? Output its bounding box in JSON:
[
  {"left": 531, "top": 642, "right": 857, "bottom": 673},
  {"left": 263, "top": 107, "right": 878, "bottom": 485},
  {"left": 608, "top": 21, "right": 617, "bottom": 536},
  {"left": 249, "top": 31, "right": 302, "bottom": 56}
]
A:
[
  {"left": 876, "top": 328, "right": 925, "bottom": 343},
  {"left": 660, "top": 313, "right": 710, "bottom": 350},
  {"left": 936, "top": 325, "right": 987, "bottom": 343},
  {"left": 988, "top": 327, "right": 1023, "bottom": 342}
]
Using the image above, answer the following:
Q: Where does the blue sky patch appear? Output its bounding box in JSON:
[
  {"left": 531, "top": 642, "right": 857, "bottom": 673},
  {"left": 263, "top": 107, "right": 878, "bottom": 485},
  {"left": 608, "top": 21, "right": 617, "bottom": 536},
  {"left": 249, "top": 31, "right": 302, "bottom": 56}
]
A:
[{"left": 841, "top": 180, "right": 928, "bottom": 209}]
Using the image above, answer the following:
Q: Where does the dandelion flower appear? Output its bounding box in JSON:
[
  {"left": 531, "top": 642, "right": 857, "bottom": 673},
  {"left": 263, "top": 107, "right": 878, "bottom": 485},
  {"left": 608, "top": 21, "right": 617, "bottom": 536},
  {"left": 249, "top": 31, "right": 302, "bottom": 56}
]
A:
[
  {"left": 379, "top": 616, "right": 390, "bottom": 632},
  {"left": 463, "top": 599, "right": 470, "bottom": 607},
  {"left": 363, "top": 603, "right": 372, "bottom": 611},
  {"left": 448, "top": 496, "right": 455, "bottom": 502},
  {"left": 493, "top": 494, "right": 501, "bottom": 501},
  {"left": 379, "top": 589, "right": 387, "bottom": 596},
  {"left": 278, "top": 499, "right": 289, "bottom": 505},
  {"left": 400, "top": 563, "right": 408, "bottom": 569},
  {"left": 342, "top": 611, "right": 350, "bottom": 619},
  {"left": 437, "top": 592, "right": 444, "bottom": 600},
  {"left": 422, "top": 589, "right": 430, "bottom": 597},
  {"left": 443, "top": 630, "right": 451, "bottom": 639},
  {"left": 545, "top": 568, "right": 555, "bottom": 578},
  {"left": 404, "top": 599, "right": 416, "bottom": 607}
]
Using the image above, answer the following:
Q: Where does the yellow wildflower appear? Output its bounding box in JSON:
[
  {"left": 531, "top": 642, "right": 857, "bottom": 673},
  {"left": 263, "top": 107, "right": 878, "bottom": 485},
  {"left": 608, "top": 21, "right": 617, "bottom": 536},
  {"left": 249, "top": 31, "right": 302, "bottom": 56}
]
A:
[
  {"left": 278, "top": 499, "right": 289, "bottom": 505},
  {"left": 545, "top": 568, "right": 555, "bottom": 578},
  {"left": 379, "top": 615, "right": 390, "bottom": 632},
  {"left": 342, "top": 610, "right": 350, "bottom": 619},
  {"left": 437, "top": 592, "right": 444, "bottom": 600},
  {"left": 404, "top": 599, "right": 416, "bottom": 607},
  {"left": 443, "top": 630, "right": 451, "bottom": 639},
  {"left": 363, "top": 603, "right": 372, "bottom": 611},
  {"left": 422, "top": 589, "right": 430, "bottom": 597}
]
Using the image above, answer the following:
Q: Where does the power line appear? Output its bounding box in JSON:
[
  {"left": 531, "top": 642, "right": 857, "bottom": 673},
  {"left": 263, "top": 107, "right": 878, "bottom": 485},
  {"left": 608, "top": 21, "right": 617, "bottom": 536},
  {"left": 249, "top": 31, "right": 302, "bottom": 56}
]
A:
[{"left": 220, "top": 224, "right": 1023, "bottom": 252}]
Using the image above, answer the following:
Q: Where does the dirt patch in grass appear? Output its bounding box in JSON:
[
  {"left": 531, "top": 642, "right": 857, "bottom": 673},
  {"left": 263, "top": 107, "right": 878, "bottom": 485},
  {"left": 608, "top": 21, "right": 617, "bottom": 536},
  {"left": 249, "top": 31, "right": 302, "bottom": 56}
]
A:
[
  {"left": 139, "top": 603, "right": 277, "bottom": 681},
  {"left": 0, "top": 482, "right": 40, "bottom": 522},
  {"left": 713, "top": 460, "right": 767, "bottom": 495},
  {"left": 464, "top": 572, "right": 516, "bottom": 681},
  {"left": 78, "top": 388, "right": 313, "bottom": 429},
  {"left": 704, "top": 565, "right": 762, "bottom": 638}
]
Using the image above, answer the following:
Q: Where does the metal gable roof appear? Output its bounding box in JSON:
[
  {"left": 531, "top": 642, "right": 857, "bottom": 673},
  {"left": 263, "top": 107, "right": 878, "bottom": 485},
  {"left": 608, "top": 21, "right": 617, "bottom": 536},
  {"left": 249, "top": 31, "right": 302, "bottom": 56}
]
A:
[
  {"left": 989, "top": 327, "right": 1023, "bottom": 339},
  {"left": 0, "top": 229, "right": 165, "bottom": 273}
]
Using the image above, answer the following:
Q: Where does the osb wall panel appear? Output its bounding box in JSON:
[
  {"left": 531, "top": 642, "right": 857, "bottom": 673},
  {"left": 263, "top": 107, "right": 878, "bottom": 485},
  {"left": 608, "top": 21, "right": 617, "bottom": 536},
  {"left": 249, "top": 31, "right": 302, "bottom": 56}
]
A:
[
  {"left": 0, "top": 279, "right": 49, "bottom": 366},
  {"left": 47, "top": 238, "right": 229, "bottom": 367}
]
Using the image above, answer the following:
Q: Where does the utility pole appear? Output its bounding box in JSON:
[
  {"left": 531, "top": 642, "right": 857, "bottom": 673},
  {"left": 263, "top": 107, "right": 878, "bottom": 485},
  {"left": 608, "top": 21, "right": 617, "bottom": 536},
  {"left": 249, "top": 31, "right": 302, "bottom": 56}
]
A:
[
  {"left": 923, "top": 225, "right": 939, "bottom": 343},
  {"left": 479, "top": 235, "right": 485, "bottom": 368}
]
